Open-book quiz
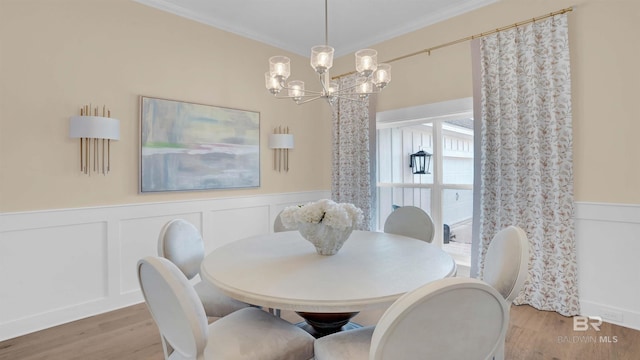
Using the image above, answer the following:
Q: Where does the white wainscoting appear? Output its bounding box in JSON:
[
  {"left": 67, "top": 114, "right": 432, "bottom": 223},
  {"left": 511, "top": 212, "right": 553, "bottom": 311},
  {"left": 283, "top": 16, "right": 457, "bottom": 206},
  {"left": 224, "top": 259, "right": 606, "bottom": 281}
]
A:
[
  {"left": 1, "top": 197, "right": 637, "bottom": 340},
  {"left": 575, "top": 202, "right": 640, "bottom": 331},
  {"left": 0, "top": 190, "right": 329, "bottom": 341}
]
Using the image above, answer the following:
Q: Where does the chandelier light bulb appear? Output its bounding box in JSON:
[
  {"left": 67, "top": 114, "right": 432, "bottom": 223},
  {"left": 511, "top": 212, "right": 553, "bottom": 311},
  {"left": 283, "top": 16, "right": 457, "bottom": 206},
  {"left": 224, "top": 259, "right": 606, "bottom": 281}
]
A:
[
  {"left": 288, "top": 80, "right": 305, "bottom": 102},
  {"left": 373, "top": 64, "right": 391, "bottom": 89},
  {"left": 311, "top": 45, "right": 334, "bottom": 74},
  {"left": 355, "top": 49, "right": 378, "bottom": 77},
  {"left": 357, "top": 81, "right": 373, "bottom": 99},
  {"left": 319, "top": 53, "right": 329, "bottom": 67},
  {"left": 269, "top": 56, "right": 291, "bottom": 81},
  {"left": 362, "top": 57, "right": 372, "bottom": 69}
]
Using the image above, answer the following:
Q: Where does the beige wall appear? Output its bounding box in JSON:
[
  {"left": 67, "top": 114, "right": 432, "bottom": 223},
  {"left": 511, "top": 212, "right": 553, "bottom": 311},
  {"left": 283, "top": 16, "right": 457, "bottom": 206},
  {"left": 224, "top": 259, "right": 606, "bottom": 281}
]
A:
[
  {"left": 333, "top": 0, "right": 640, "bottom": 204},
  {"left": 2, "top": 0, "right": 638, "bottom": 212},
  {"left": 0, "top": 0, "right": 333, "bottom": 212}
]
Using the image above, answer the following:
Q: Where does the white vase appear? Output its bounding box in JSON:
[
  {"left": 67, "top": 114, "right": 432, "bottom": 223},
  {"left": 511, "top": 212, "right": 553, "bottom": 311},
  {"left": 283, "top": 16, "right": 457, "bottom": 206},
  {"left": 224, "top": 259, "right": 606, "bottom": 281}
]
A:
[{"left": 297, "top": 222, "right": 353, "bottom": 256}]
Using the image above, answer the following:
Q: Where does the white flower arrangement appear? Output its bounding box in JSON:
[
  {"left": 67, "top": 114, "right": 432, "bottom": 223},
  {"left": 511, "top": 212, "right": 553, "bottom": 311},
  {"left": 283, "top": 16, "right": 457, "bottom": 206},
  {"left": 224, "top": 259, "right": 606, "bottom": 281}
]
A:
[{"left": 280, "top": 199, "right": 364, "bottom": 231}]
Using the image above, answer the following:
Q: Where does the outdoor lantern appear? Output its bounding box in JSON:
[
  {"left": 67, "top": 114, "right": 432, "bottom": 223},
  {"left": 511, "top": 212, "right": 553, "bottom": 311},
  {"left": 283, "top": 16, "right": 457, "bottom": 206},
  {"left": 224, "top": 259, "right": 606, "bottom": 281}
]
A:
[{"left": 410, "top": 150, "right": 432, "bottom": 174}]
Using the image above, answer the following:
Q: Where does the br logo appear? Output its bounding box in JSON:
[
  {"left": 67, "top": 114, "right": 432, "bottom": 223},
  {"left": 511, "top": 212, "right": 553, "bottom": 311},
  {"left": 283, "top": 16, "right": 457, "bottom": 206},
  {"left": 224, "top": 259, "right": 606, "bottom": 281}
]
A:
[{"left": 573, "top": 316, "right": 602, "bottom": 331}]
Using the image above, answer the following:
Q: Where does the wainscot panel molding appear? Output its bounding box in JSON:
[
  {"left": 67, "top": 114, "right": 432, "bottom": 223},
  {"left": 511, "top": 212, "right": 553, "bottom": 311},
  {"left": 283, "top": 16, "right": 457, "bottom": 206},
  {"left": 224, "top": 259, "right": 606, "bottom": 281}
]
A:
[
  {"left": 1, "top": 198, "right": 637, "bottom": 340},
  {"left": 0, "top": 191, "right": 329, "bottom": 341},
  {"left": 575, "top": 202, "right": 640, "bottom": 331}
]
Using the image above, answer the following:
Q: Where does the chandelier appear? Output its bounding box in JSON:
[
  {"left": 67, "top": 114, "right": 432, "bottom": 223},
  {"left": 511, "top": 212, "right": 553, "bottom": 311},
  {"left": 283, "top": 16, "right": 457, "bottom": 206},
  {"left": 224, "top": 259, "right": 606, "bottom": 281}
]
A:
[{"left": 264, "top": 0, "right": 391, "bottom": 105}]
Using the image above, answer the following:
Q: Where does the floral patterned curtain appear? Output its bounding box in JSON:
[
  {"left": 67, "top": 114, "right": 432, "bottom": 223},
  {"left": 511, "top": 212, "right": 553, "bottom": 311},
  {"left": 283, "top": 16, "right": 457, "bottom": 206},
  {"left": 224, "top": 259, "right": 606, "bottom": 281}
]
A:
[
  {"left": 477, "top": 14, "right": 580, "bottom": 316},
  {"left": 331, "top": 74, "right": 374, "bottom": 230}
]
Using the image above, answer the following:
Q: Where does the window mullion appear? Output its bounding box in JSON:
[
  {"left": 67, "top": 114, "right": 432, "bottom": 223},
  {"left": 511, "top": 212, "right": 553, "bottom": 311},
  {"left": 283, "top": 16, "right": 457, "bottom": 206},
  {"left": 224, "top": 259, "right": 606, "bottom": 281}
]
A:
[{"left": 431, "top": 120, "right": 443, "bottom": 247}]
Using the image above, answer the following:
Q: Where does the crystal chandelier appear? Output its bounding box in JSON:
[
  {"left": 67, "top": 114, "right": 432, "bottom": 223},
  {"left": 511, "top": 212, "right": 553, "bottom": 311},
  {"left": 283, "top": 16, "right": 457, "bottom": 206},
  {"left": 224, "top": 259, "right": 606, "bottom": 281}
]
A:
[{"left": 264, "top": 0, "right": 391, "bottom": 105}]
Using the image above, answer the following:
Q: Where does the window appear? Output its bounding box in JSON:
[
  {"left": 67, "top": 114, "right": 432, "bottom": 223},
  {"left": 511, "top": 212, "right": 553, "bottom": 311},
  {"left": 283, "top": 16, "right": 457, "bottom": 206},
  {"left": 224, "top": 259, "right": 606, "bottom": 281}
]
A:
[{"left": 376, "top": 99, "right": 473, "bottom": 269}]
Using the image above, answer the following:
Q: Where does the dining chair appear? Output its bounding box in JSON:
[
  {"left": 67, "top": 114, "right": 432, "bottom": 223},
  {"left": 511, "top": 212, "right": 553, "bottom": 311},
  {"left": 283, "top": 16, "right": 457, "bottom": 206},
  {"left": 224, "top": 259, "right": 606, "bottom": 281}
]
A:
[
  {"left": 383, "top": 205, "right": 435, "bottom": 243},
  {"left": 314, "top": 277, "right": 509, "bottom": 360},
  {"left": 271, "top": 209, "right": 291, "bottom": 316},
  {"left": 137, "top": 256, "right": 315, "bottom": 360},
  {"left": 158, "top": 219, "right": 250, "bottom": 318},
  {"left": 481, "top": 225, "right": 530, "bottom": 360},
  {"left": 274, "top": 209, "right": 292, "bottom": 232}
]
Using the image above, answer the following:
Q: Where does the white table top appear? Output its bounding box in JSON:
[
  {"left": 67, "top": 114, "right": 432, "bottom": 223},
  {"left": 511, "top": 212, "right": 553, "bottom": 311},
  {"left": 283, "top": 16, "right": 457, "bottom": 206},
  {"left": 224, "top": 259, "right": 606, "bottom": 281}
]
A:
[{"left": 201, "top": 230, "right": 456, "bottom": 313}]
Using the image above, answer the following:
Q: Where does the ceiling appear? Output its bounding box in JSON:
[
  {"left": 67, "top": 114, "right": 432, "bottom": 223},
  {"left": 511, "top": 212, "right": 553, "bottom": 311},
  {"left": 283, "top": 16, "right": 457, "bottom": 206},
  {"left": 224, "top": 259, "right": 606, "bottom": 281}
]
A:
[{"left": 133, "top": 0, "right": 498, "bottom": 57}]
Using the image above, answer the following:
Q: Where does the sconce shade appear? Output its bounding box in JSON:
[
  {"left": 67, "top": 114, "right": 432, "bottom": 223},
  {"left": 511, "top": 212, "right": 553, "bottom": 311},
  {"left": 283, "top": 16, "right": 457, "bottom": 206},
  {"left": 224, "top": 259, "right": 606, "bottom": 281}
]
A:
[
  {"left": 268, "top": 134, "right": 294, "bottom": 149},
  {"left": 69, "top": 116, "right": 120, "bottom": 140}
]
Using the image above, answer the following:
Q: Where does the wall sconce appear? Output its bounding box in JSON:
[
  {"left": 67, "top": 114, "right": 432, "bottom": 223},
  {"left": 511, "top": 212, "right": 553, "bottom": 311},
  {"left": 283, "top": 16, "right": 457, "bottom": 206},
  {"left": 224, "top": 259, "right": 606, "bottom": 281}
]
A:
[
  {"left": 69, "top": 104, "right": 120, "bottom": 175},
  {"left": 410, "top": 149, "right": 432, "bottom": 174},
  {"left": 268, "top": 127, "right": 294, "bottom": 172}
]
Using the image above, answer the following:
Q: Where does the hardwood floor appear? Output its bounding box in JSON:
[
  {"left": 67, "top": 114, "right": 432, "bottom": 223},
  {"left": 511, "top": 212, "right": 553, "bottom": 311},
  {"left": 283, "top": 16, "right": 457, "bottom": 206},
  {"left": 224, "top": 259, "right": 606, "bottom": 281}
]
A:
[
  {"left": 0, "top": 304, "right": 162, "bottom": 360},
  {"left": 505, "top": 305, "right": 639, "bottom": 360},
  {"left": 1, "top": 303, "right": 639, "bottom": 359}
]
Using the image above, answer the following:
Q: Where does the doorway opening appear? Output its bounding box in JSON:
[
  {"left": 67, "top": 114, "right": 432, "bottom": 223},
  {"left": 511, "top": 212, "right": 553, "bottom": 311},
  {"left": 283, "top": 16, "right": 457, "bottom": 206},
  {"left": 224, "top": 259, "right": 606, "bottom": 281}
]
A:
[{"left": 376, "top": 98, "right": 473, "bottom": 275}]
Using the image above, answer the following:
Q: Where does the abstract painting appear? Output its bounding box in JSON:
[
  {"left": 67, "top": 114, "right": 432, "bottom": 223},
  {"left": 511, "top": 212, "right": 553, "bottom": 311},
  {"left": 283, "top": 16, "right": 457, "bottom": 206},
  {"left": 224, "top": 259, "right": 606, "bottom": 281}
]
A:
[{"left": 140, "top": 96, "right": 260, "bottom": 192}]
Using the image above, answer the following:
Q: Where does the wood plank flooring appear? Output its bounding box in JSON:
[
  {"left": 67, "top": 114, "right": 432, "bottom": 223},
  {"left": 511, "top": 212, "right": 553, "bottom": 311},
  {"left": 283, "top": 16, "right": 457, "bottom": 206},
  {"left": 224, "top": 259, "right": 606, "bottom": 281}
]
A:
[{"left": 1, "top": 303, "right": 639, "bottom": 359}]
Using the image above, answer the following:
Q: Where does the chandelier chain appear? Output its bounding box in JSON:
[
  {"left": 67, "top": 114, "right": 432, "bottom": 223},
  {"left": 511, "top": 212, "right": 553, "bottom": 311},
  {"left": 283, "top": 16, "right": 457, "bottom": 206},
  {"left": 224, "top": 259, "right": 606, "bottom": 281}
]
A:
[{"left": 324, "top": 0, "right": 329, "bottom": 46}]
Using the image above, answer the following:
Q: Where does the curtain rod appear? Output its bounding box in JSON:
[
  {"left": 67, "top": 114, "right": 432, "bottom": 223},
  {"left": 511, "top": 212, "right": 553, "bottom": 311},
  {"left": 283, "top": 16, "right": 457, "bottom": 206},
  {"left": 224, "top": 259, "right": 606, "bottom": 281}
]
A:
[{"left": 333, "top": 6, "right": 574, "bottom": 79}]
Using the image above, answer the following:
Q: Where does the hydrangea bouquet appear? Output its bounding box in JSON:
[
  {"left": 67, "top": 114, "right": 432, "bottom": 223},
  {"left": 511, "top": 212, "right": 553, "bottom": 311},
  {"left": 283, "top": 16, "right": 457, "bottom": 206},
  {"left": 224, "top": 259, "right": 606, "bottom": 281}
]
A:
[
  {"left": 280, "top": 199, "right": 364, "bottom": 231},
  {"left": 280, "top": 199, "right": 364, "bottom": 255}
]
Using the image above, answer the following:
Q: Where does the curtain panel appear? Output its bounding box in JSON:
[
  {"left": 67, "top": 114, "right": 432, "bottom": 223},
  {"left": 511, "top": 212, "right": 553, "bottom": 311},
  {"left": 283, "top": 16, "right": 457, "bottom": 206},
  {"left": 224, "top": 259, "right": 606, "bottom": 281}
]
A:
[
  {"left": 331, "top": 74, "right": 374, "bottom": 230},
  {"left": 477, "top": 14, "right": 579, "bottom": 316}
]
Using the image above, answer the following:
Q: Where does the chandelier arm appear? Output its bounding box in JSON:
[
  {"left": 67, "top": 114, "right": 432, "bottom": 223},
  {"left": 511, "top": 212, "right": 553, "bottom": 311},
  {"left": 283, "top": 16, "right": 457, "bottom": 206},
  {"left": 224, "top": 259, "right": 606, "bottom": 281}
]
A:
[
  {"left": 274, "top": 93, "right": 324, "bottom": 99},
  {"left": 319, "top": 74, "right": 330, "bottom": 94},
  {"left": 277, "top": 84, "right": 325, "bottom": 96},
  {"left": 294, "top": 95, "right": 324, "bottom": 105},
  {"left": 303, "top": 88, "right": 325, "bottom": 95}
]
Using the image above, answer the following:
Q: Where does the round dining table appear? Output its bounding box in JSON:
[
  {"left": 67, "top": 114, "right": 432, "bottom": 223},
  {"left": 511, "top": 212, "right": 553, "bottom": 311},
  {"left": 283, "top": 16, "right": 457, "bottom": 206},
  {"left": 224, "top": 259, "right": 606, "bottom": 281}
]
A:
[{"left": 201, "top": 230, "right": 456, "bottom": 337}]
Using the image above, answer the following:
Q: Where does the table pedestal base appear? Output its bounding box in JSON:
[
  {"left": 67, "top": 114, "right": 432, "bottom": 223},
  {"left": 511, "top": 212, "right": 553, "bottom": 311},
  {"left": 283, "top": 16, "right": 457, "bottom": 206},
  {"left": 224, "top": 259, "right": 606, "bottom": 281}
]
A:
[{"left": 295, "top": 311, "right": 361, "bottom": 338}]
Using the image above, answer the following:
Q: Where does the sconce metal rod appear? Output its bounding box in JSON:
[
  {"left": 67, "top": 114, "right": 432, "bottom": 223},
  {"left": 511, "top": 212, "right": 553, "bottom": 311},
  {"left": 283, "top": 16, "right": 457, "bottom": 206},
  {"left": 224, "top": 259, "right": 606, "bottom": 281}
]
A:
[
  {"left": 278, "top": 126, "right": 282, "bottom": 172},
  {"left": 285, "top": 127, "right": 289, "bottom": 172},
  {"left": 273, "top": 127, "right": 278, "bottom": 171},
  {"left": 85, "top": 137, "right": 89, "bottom": 174}
]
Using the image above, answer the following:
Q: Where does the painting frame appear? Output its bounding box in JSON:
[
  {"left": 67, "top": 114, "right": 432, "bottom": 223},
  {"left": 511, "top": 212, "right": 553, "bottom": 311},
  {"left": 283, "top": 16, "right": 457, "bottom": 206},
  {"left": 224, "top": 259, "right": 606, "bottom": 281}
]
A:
[{"left": 139, "top": 96, "right": 260, "bottom": 193}]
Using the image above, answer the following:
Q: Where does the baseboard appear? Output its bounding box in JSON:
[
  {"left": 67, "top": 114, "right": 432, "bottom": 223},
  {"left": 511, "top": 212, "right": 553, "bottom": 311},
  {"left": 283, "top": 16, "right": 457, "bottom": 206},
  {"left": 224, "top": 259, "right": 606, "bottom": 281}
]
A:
[{"left": 581, "top": 300, "right": 640, "bottom": 331}]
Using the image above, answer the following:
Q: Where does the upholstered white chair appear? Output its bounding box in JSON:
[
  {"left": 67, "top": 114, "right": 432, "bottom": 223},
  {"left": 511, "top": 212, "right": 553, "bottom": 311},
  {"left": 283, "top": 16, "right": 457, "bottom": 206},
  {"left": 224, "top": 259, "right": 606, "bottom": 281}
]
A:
[
  {"left": 269, "top": 210, "right": 293, "bottom": 317},
  {"left": 158, "top": 219, "right": 249, "bottom": 318},
  {"left": 383, "top": 206, "right": 435, "bottom": 243},
  {"left": 274, "top": 210, "right": 292, "bottom": 232},
  {"left": 314, "top": 277, "right": 509, "bottom": 360},
  {"left": 138, "top": 256, "right": 315, "bottom": 360},
  {"left": 481, "top": 225, "right": 530, "bottom": 360},
  {"left": 482, "top": 225, "right": 529, "bottom": 303},
  {"left": 271, "top": 209, "right": 291, "bottom": 316}
]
